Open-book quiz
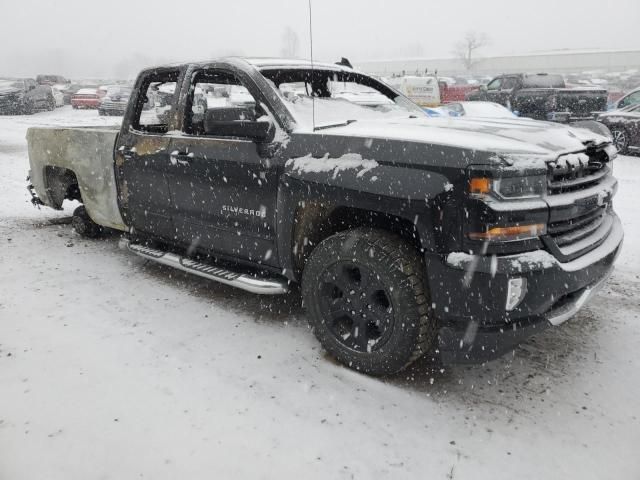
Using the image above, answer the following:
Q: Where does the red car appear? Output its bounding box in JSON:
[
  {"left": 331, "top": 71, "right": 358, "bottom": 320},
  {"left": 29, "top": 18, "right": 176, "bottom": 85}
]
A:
[
  {"left": 439, "top": 82, "right": 479, "bottom": 104},
  {"left": 71, "top": 88, "right": 100, "bottom": 109}
]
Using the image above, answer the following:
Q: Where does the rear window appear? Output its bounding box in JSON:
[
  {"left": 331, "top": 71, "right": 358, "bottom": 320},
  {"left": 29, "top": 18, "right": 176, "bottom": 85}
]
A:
[{"left": 522, "top": 74, "right": 565, "bottom": 88}]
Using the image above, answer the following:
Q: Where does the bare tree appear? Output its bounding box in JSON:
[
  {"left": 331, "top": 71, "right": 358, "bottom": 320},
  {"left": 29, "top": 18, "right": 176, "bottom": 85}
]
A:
[
  {"left": 280, "top": 27, "right": 300, "bottom": 58},
  {"left": 453, "top": 32, "right": 489, "bottom": 71}
]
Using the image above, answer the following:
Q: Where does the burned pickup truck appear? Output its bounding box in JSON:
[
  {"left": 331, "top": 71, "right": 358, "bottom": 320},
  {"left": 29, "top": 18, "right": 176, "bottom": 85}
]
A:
[{"left": 27, "top": 58, "right": 622, "bottom": 375}]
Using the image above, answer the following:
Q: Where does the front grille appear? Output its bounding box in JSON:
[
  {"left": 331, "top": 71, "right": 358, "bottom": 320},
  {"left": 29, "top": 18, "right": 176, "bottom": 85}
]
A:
[
  {"left": 0, "top": 95, "right": 18, "bottom": 108},
  {"left": 547, "top": 148, "right": 610, "bottom": 195},
  {"left": 101, "top": 101, "right": 127, "bottom": 108},
  {"left": 548, "top": 206, "right": 607, "bottom": 248},
  {"left": 544, "top": 144, "right": 617, "bottom": 261}
]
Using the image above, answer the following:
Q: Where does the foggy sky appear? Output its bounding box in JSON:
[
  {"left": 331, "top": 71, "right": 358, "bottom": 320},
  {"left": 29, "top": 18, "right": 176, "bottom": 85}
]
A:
[{"left": 1, "top": 0, "right": 639, "bottom": 79}]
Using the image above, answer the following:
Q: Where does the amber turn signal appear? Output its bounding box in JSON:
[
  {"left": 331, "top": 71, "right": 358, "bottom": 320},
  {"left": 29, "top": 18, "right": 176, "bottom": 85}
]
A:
[
  {"left": 469, "top": 224, "right": 546, "bottom": 241},
  {"left": 469, "top": 177, "right": 491, "bottom": 195}
]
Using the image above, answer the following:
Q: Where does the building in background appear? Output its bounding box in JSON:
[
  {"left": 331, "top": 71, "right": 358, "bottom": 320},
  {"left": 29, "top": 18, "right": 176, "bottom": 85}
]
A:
[{"left": 356, "top": 49, "right": 640, "bottom": 77}]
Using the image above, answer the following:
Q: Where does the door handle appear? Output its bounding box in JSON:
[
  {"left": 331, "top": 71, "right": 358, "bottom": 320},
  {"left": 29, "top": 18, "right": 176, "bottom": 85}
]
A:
[
  {"left": 170, "top": 151, "right": 194, "bottom": 166},
  {"left": 118, "top": 145, "right": 136, "bottom": 160}
]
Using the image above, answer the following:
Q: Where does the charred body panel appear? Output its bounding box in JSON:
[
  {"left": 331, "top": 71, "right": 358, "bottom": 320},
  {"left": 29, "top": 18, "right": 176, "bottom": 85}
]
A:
[{"left": 26, "top": 126, "right": 126, "bottom": 230}]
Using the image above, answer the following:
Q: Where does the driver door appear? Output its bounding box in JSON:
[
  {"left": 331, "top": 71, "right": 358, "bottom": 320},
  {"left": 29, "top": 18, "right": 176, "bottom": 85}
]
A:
[{"left": 167, "top": 68, "right": 281, "bottom": 267}]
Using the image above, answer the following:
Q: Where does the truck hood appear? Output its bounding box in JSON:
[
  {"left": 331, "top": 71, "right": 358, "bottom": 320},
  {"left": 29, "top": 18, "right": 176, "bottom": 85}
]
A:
[
  {"left": 0, "top": 86, "right": 22, "bottom": 96},
  {"left": 319, "top": 116, "right": 610, "bottom": 157}
]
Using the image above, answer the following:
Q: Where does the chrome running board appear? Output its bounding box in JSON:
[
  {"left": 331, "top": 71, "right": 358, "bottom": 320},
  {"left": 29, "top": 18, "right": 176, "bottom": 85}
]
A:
[{"left": 125, "top": 241, "right": 289, "bottom": 295}]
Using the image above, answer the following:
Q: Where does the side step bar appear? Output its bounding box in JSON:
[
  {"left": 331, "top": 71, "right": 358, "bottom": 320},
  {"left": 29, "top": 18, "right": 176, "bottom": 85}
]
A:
[{"left": 124, "top": 241, "right": 289, "bottom": 295}]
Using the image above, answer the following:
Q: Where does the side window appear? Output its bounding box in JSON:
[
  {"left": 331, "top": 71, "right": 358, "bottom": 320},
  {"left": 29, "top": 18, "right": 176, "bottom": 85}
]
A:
[
  {"left": 501, "top": 77, "right": 517, "bottom": 90},
  {"left": 623, "top": 91, "right": 640, "bottom": 107},
  {"left": 185, "top": 69, "right": 262, "bottom": 137},
  {"left": 132, "top": 70, "right": 179, "bottom": 134},
  {"left": 487, "top": 78, "right": 502, "bottom": 91}
]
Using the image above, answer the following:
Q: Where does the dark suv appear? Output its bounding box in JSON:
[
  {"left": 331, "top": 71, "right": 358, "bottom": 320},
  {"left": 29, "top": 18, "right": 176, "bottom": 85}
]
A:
[{"left": 0, "top": 79, "right": 56, "bottom": 114}]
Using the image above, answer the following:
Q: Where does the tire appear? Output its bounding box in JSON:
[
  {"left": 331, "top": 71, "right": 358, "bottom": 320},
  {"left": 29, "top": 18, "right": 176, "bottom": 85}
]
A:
[
  {"left": 611, "top": 128, "right": 630, "bottom": 155},
  {"left": 72, "top": 206, "right": 103, "bottom": 238},
  {"left": 302, "top": 228, "right": 436, "bottom": 376},
  {"left": 98, "top": 109, "right": 105, "bottom": 116},
  {"left": 21, "top": 101, "right": 34, "bottom": 115}
]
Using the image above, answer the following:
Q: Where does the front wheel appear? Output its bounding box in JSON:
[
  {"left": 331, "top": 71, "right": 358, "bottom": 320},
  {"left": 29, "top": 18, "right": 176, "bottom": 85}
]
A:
[
  {"left": 21, "top": 101, "right": 34, "bottom": 115},
  {"left": 302, "top": 228, "right": 436, "bottom": 376},
  {"left": 611, "top": 128, "right": 630, "bottom": 154}
]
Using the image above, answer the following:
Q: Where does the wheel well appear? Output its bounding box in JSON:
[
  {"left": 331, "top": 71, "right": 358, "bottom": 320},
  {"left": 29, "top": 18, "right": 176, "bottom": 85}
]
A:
[
  {"left": 291, "top": 203, "right": 422, "bottom": 274},
  {"left": 44, "top": 166, "right": 81, "bottom": 208}
]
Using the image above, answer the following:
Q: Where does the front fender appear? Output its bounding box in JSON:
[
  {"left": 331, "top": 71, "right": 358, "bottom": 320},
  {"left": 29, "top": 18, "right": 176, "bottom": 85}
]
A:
[{"left": 276, "top": 157, "right": 454, "bottom": 279}]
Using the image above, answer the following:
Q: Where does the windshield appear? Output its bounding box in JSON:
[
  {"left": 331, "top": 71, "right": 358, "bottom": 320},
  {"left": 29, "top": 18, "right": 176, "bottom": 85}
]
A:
[{"left": 260, "top": 68, "right": 425, "bottom": 130}]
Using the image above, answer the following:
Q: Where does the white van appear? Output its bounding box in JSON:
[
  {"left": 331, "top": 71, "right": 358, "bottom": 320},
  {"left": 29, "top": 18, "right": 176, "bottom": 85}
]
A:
[{"left": 384, "top": 76, "right": 441, "bottom": 107}]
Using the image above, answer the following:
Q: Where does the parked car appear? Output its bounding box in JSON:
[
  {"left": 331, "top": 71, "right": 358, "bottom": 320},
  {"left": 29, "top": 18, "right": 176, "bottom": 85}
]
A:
[
  {"left": 27, "top": 57, "right": 622, "bottom": 375},
  {"left": 597, "top": 104, "right": 640, "bottom": 154},
  {"left": 609, "top": 87, "right": 640, "bottom": 111},
  {"left": 98, "top": 86, "right": 133, "bottom": 116},
  {"left": 36, "top": 74, "right": 70, "bottom": 86},
  {"left": 71, "top": 88, "right": 100, "bottom": 109},
  {"left": 0, "top": 79, "right": 56, "bottom": 114},
  {"left": 384, "top": 75, "right": 440, "bottom": 107},
  {"left": 59, "top": 84, "right": 95, "bottom": 105},
  {"left": 51, "top": 85, "right": 66, "bottom": 107},
  {"left": 436, "top": 101, "right": 517, "bottom": 118},
  {"left": 439, "top": 81, "right": 479, "bottom": 104},
  {"left": 467, "top": 73, "right": 608, "bottom": 122}
]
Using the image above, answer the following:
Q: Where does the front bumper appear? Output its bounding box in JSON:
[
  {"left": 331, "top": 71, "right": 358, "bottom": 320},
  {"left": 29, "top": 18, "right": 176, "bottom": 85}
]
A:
[{"left": 426, "top": 212, "right": 623, "bottom": 364}]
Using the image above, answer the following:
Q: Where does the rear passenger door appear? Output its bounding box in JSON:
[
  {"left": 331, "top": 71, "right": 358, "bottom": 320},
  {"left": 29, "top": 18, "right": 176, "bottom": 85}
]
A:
[
  {"left": 114, "top": 68, "right": 182, "bottom": 240},
  {"left": 167, "top": 67, "right": 281, "bottom": 267}
]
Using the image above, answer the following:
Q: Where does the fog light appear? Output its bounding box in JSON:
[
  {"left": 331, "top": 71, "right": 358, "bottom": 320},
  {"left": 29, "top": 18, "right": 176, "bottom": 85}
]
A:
[{"left": 506, "top": 277, "right": 527, "bottom": 311}]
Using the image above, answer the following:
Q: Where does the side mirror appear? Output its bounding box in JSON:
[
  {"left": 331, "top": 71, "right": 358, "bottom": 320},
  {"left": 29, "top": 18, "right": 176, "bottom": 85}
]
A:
[
  {"left": 480, "top": 85, "right": 488, "bottom": 93},
  {"left": 205, "top": 119, "right": 275, "bottom": 142},
  {"left": 205, "top": 107, "right": 275, "bottom": 142}
]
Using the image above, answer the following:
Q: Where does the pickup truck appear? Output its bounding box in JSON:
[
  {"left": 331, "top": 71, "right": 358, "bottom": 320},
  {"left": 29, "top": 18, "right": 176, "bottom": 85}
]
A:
[
  {"left": 0, "top": 78, "right": 56, "bottom": 114},
  {"left": 27, "top": 58, "right": 623, "bottom": 375},
  {"left": 466, "top": 73, "right": 608, "bottom": 122}
]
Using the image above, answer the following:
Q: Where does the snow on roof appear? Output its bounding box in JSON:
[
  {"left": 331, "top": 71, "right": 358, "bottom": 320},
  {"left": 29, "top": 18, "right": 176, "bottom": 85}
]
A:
[{"left": 244, "top": 57, "right": 353, "bottom": 71}]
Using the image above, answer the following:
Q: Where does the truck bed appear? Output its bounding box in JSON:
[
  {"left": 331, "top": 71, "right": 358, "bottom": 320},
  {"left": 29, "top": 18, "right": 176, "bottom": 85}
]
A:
[{"left": 27, "top": 125, "right": 127, "bottom": 231}]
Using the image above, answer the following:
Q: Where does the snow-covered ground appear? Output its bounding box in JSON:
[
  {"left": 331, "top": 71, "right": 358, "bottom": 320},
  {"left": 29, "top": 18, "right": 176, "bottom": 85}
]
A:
[{"left": 1, "top": 107, "right": 639, "bottom": 479}]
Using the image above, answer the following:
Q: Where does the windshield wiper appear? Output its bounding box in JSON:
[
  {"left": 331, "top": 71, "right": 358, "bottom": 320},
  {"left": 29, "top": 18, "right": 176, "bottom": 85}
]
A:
[{"left": 313, "top": 119, "right": 357, "bottom": 131}]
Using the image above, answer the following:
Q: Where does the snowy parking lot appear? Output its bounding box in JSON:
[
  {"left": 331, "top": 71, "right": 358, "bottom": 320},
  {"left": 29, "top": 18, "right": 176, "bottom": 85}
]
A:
[{"left": 1, "top": 107, "right": 639, "bottom": 479}]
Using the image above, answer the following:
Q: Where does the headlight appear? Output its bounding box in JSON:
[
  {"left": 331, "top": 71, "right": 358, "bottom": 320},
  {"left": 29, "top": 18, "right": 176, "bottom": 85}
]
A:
[{"left": 469, "top": 174, "right": 547, "bottom": 200}]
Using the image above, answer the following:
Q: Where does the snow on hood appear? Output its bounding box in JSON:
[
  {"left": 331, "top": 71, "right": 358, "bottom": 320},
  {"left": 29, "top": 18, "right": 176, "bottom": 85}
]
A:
[
  {"left": 0, "top": 86, "right": 21, "bottom": 96},
  {"left": 311, "top": 116, "right": 610, "bottom": 157}
]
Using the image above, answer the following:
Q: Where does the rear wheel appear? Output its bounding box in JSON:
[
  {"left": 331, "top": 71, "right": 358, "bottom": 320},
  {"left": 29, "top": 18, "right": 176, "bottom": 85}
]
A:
[
  {"left": 72, "top": 206, "right": 103, "bottom": 238},
  {"left": 611, "top": 128, "right": 629, "bottom": 154},
  {"left": 302, "top": 228, "right": 436, "bottom": 376}
]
